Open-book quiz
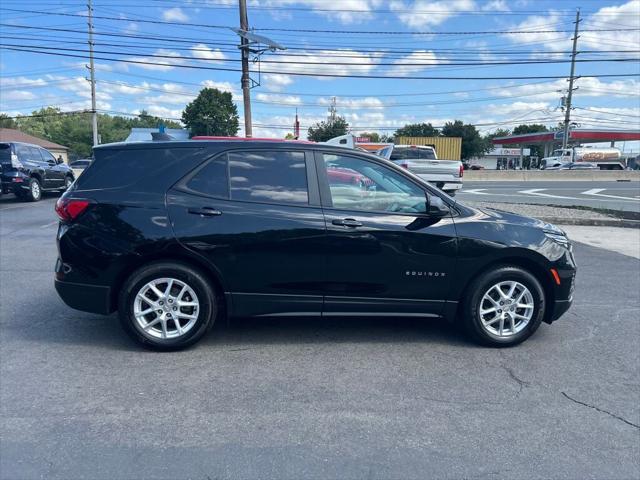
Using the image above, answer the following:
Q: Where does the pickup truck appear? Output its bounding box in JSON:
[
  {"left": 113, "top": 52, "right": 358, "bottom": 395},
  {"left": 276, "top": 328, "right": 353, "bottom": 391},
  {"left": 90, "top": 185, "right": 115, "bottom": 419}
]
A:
[
  {"left": 325, "top": 136, "right": 464, "bottom": 196},
  {"left": 389, "top": 145, "right": 463, "bottom": 196}
]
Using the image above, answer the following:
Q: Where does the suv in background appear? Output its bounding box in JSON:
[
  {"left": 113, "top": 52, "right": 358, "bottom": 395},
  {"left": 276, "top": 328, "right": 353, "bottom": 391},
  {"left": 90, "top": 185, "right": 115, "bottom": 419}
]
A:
[
  {"left": 55, "top": 140, "right": 575, "bottom": 350},
  {"left": 0, "top": 142, "right": 74, "bottom": 201}
]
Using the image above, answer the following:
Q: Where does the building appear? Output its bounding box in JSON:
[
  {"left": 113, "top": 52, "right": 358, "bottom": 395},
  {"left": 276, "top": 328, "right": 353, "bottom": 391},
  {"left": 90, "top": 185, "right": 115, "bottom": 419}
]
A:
[
  {"left": 125, "top": 128, "right": 190, "bottom": 142},
  {"left": 0, "top": 128, "right": 70, "bottom": 163},
  {"left": 471, "top": 147, "right": 532, "bottom": 170}
]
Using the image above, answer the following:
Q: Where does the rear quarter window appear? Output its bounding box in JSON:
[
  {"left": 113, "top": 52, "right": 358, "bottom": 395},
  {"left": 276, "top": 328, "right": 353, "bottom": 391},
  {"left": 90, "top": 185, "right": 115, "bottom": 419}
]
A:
[
  {"left": 75, "top": 147, "right": 205, "bottom": 191},
  {"left": 0, "top": 144, "right": 11, "bottom": 164}
]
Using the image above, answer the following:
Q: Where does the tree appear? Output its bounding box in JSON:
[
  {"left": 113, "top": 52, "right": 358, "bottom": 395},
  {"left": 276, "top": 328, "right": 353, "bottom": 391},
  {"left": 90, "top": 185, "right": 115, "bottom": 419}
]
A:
[
  {"left": 307, "top": 116, "right": 349, "bottom": 142},
  {"left": 441, "top": 120, "right": 490, "bottom": 160},
  {"left": 182, "top": 88, "right": 239, "bottom": 137},
  {"left": 513, "top": 124, "right": 548, "bottom": 135},
  {"left": 512, "top": 124, "right": 549, "bottom": 159},
  {"left": 357, "top": 131, "right": 380, "bottom": 142},
  {"left": 393, "top": 123, "right": 440, "bottom": 139},
  {"left": 0, "top": 114, "right": 17, "bottom": 129},
  {"left": 482, "top": 128, "right": 511, "bottom": 152}
]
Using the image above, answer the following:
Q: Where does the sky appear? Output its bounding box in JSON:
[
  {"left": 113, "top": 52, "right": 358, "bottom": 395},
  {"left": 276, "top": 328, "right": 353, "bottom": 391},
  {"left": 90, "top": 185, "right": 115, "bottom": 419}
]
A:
[{"left": 1, "top": 0, "right": 639, "bottom": 151}]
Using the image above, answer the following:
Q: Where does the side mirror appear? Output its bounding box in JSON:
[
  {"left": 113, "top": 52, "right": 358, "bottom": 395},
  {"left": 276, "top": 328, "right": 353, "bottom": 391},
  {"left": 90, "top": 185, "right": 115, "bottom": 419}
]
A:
[
  {"left": 47, "top": 160, "right": 56, "bottom": 166},
  {"left": 427, "top": 195, "right": 450, "bottom": 217}
]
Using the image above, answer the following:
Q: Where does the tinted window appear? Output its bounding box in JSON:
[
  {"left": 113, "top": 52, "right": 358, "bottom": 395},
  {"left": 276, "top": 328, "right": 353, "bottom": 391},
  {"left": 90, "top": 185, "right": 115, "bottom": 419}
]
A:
[
  {"left": 323, "top": 154, "right": 427, "bottom": 214},
  {"left": 15, "top": 144, "right": 34, "bottom": 162},
  {"left": 184, "top": 157, "right": 229, "bottom": 198},
  {"left": 40, "top": 149, "right": 57, "bottom": 163},
  {"left": 77, "top": 147, "right": 202, "bottom": 190},
  {"left": 0, "top": 144, "right": 11, "bottom": 164},
  {"left": 390, "top": 148, "right": 436, "bottom": 161},
  {"left": 228, "top": 150, "right": 308, "bottom": 205}
]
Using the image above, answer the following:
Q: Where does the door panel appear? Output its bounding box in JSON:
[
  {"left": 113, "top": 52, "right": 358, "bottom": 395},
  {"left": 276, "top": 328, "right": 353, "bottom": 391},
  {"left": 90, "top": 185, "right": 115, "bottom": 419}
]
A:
[
  {"left": 167, "top": 149, "right": 326, "bottom": 317},
  {"left": 317, "top": 152, "right": 458, "bottom": 316}
]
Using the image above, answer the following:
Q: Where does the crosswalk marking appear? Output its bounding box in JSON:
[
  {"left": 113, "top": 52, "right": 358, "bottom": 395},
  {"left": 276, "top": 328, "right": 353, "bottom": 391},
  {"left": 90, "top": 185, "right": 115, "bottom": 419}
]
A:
[
  {"left": 582, "top": 188, "right": 640, "bottom": 202},
  {"left": 518, "top": 189, "right": 580, "bottom": 200},
  {"left": 461, "top": 189, "right": 490, "bottom": 195}
]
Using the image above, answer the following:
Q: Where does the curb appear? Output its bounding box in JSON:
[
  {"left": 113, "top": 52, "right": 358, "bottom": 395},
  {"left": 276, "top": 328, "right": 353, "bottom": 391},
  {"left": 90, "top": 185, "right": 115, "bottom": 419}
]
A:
[{"left": 537, "top": 217, "right": 640, "bottom": 229}]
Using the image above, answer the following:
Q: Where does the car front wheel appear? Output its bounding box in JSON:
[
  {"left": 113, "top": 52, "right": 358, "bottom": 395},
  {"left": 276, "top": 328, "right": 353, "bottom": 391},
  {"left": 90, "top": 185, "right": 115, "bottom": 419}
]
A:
[
  {"left": 118, "top": 262, "right": 217, "bottom": 350},
  {"left": 462, "top": 266, "right": 546, "bottom": 347}
]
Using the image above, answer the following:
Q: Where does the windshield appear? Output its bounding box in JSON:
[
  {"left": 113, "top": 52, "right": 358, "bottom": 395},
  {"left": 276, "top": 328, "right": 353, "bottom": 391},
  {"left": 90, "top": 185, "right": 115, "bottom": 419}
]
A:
[
  {"left": 0, "top": 144, "right": 12, "bottom": 164},
  {"left": 390, "top": 147, "right": 436, "bottom": 161}
]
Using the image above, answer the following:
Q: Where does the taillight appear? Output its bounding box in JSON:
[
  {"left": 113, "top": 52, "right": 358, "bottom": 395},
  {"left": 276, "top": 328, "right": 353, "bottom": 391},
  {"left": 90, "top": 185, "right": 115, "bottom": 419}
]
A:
[
  {"left": 459, "top": 164, "right": 464, "bottom": 178},
  {"left": 55, "top": 198, "right": 91, "bottom": 222},
  {"left": 10, "top": 153, "right": 23, "bottom": 169}
]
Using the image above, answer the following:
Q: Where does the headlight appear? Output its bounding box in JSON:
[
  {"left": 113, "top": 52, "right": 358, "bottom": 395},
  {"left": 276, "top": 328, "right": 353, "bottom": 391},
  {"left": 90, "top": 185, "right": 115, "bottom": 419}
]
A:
[{"left": 544, "top": 230, "right": 571, "bottom": 248}]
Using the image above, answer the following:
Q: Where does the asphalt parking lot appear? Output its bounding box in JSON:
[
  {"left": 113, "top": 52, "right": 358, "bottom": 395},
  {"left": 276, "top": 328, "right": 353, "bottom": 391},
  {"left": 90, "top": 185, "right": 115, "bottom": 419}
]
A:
[{"left": 1, "top": 195, "right": 639, "bottom": 480}]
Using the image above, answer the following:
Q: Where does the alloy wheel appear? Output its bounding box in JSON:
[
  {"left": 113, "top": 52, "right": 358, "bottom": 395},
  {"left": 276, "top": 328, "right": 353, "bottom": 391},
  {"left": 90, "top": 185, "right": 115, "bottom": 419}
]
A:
[
  {"left": 133, "top": 277, "right": 200, "bottom": 339},
  {"left": 479, "top": 281, "right": 534, "bottom": 337},
  {"left": 31, "top": 181, "right": 41, "bottom": 199}
]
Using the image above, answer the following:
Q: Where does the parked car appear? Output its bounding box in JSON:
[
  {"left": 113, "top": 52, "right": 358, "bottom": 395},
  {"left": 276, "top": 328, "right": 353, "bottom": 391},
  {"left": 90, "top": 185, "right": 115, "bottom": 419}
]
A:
[
  {"left": 390, "top": 145, "right": 463, "bottom": 196},
  {"left": 69, "top": 158, "right": 92, "bottom": 170},
  {"left": 55, "top": 140, "right": 576, "bottom": 350},
  {"left": 0, "top": 142, "right": 74, "bottom": 201}
]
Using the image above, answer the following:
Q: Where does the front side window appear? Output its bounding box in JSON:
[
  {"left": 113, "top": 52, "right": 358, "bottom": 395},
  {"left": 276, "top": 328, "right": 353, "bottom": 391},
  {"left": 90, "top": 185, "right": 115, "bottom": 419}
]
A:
[
  {"left": 228, "top": 150, "right": 308, "bottom": 205},
  {"left": 323, "top": 154, "right": 427, "bottom": 214},
  {"left": 40, "top": 149, "right": 57, "bottom": 163}
]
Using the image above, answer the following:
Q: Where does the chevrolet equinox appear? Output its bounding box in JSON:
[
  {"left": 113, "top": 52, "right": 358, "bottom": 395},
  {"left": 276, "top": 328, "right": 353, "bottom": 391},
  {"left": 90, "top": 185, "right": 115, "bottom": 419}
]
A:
[{"left": 54, "top": 140, "right": 576, "bottom": 350}]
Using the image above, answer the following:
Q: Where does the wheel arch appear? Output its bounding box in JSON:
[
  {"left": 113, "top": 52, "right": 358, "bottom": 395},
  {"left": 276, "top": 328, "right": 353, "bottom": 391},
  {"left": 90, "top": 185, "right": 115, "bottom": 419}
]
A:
[
  {"left": 453, "top": 252, "right": 556, "bottom": 324},
  {"left": 110, "top": 250, "right": 229, "bottom": 317}
]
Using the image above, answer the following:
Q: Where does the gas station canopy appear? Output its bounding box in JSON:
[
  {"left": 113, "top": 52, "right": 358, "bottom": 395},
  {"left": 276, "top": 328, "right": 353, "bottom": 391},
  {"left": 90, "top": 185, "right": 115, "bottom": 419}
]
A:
[{"left": 492, "top": 128, "right": 640, "bottom": 146}]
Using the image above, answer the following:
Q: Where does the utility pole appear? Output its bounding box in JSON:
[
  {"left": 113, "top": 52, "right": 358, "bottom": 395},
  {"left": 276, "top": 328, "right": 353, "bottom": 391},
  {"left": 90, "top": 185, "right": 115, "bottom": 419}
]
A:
[
  {"left": 238, "top": 0, "right": 252, "bottom": 137},
  {"left": 562, "top": 8, "right": 580, "bottom": 150},
  {"left": 87, "top": 0, "right": 98, "bottom": 146},
  {"left": 328, "top": 96, "right": 337, "bottom": 123}
]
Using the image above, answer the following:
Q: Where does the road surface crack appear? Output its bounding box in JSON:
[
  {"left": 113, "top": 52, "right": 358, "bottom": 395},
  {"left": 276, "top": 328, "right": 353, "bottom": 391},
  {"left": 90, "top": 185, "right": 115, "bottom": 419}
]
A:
[{"left": 561, "top": 392, "right": 640, "bottom": 429}]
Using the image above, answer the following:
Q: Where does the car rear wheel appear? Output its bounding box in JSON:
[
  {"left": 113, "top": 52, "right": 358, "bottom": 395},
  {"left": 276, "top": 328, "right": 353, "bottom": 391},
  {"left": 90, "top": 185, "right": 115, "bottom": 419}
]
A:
[
  {"left": 26, "top": 178, "right": 42, "bottom": 202},
  {"left": 118, "top": 262, "right": 216, "bottom": 350},
  {"left": 462, "top": 266, "right": 545, "bottom": 347}
]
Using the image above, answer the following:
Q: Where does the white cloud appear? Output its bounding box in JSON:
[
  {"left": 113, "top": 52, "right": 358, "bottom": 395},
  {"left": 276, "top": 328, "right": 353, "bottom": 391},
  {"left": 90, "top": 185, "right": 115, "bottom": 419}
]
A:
[
  {"left": 1, "top": 76, "right": 47, "bottom": 88},
  {"left": 494, "top": 78, "right": 640, "bottom": 101},
  {"left": 191, "top": 43, "right": 226, "bottom": 61},
  {"left": 481, "top": 0, "right": 509, "bottom": 11},
  {"left": 255, "top": 93, "right": 302, "bottom": 106},
  {"left": 502, "top": 10, "right": 571, "bottom": 52},
  {"left": 137, "top": 105, "right": 184, "bottom": 120},
  {"left": 390, "top": 0, "right": 475, "bottom": 28},
  {"left": 129, "top": 49, "right": 184, "bottom": 71},
  {"left": 388, "top": 50, "right": 441, "bottom": 75},
  {"left": 162, "top": 7, "right": 189, "bottom": 22},
  {"left": 1, "top": 90, "right": 36, "bottom": 101},
  {"left": 265, "top": 49, "right": 381, "bottom": 80},
  {"left": 263, "top": 73, "right": 293, "bottom": 92},
  {"left": 317, "top": 97, "right": 384, "bottom": 109},
  {"left": 581, "top": 0, "right": 640, "bottom": 55},
  {"left": 256, "top": 0, "right": 384, "bottom": 24}
]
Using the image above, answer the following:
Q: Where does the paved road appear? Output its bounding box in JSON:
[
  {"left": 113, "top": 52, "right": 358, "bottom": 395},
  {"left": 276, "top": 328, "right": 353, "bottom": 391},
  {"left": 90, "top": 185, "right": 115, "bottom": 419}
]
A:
[
  {"left": 1, "top": 198, "right": 639, "bottom": 480},
  {"left": 459, "top": 181, "right": 640, "bottom": 213}
]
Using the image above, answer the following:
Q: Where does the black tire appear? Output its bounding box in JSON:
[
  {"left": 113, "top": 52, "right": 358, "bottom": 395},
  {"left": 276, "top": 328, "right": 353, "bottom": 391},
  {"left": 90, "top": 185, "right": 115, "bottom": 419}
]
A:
[
  {"left": 445, "top": 190, "right": 457, "bottom": 197},
  {"left": 461, "top": 265, "right": 545, "bottom": 347},
  {"left": 118, "top": 262, "right": 217, "bottom": 350},
  {"left": 25, "top": 178, "right": 42, "bottom": 202},
  {"left": 63, "top": 175, "right": 74, "bottom": 191}
]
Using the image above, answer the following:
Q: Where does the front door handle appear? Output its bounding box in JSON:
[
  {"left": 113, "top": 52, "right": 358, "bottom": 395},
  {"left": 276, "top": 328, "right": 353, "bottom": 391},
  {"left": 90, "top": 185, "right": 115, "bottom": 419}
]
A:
[
  {"left": 188, "top": 207, "right": 222, "bottom": 217},
  {"left": 332, "top": 218, "right": 362, "bottom": 228}
]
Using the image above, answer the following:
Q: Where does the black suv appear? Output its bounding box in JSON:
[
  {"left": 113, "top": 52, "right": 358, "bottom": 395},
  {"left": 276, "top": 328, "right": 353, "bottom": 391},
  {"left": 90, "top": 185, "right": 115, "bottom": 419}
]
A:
[
  {"left": 55, "top": 140, "right": 575, "bottom": 350},
  {"left": 0, "top": 142, "right": 74, "bottom": 201}
]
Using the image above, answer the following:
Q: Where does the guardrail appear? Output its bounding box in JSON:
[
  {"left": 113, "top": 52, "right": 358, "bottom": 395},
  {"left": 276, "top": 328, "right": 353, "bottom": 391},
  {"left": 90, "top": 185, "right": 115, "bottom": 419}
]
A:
[{"left": 465, "top": 170, "right": 640, "bottom": 181}]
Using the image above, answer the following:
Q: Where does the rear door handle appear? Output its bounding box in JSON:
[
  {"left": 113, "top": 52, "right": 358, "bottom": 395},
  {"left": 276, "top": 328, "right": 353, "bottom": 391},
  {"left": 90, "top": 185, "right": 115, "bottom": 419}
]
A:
[
  {"left": 332, "top": 218, "right": 362, "bottom": 228},
  {"left": 188, "top": 207, "right": 222, "bottom": 217}
]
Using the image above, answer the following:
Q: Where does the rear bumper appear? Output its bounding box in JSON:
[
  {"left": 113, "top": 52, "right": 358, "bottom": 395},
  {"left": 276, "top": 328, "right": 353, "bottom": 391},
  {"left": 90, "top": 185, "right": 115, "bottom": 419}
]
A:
[{"left": 55, "top": 278, "right": 113, "bottom": 315}]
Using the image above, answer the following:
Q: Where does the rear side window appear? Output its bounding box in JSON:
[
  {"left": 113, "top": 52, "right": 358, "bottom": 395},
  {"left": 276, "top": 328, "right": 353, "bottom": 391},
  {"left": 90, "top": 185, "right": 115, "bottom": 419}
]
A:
[
  {"left": 228, "top": 150, "right": 308, "bottom": 205},
  {"left": 391, "top": 148, "right": 436, "bottom": 160},
  {"left": 77, "top": 147, "right": 203, "bottom": 190},
  {"left": 15, "top": 144, "right": 36, "bottom": 162},
  {"left": 0, "top": 144, "right": 11, "bottom": 164},
  {"left": 183, "top": 157, "right": 229, "bottom": 198}
]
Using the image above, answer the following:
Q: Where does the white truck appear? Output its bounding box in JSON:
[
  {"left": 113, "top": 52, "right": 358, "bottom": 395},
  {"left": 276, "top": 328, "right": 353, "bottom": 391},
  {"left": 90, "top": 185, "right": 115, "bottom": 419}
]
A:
[
  {"left": 541, "top": 146, "right": 623, "bottom": 170},
  {"left": 326, "top": 135, "right": 463, "bottom": 196}
]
